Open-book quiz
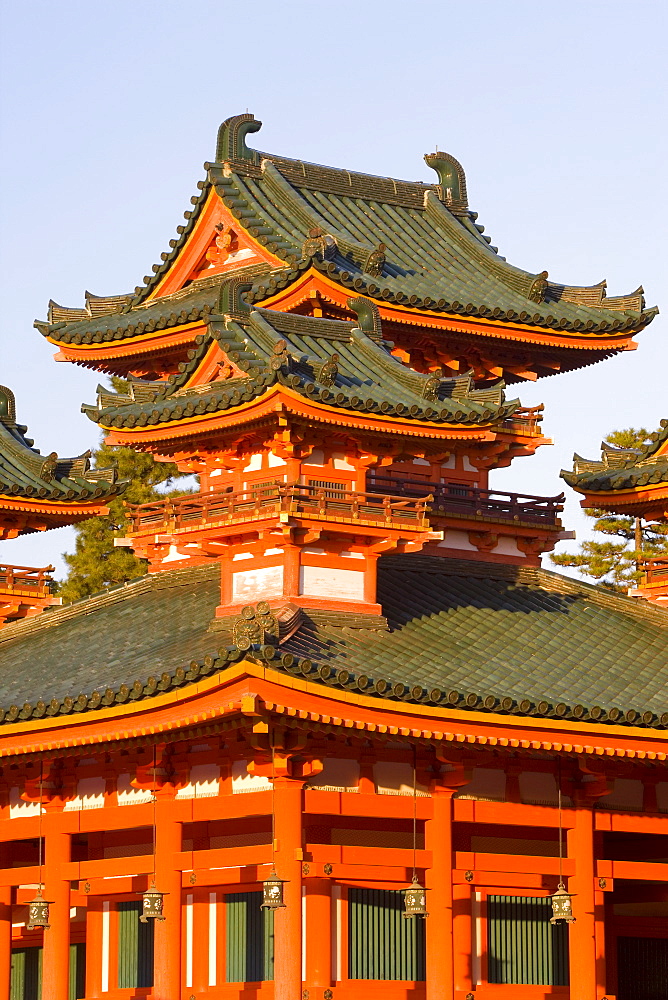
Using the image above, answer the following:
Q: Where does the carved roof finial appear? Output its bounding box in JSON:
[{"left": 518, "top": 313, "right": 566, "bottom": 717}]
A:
[
  {"left": 215, "top": 113, "right": 262, "bottom": 164},
  {"left": 424, "top": 150, "right": 468, "bottom": 212}
]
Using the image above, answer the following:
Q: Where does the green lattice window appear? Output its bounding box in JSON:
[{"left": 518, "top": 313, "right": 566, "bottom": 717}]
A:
[
  {"left": 348, "top": 888, "right": 425, "bottom": 980},
  {"left": 225, "top": 891, "right": 274, "bottom": 982},
  {"left": 117, "top": 901, "right": 154, "bottom": 988},
  {"left": 487, "top": 895, "right": 568, "bottom": 985}
]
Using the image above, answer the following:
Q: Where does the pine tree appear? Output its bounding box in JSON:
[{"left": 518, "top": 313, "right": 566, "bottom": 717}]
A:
[
  {"left": 551, "top": 428, "right": 668, "bottom": 590},
  {"left": 57, "top": 379, "right": 191, "bottom": 603}
]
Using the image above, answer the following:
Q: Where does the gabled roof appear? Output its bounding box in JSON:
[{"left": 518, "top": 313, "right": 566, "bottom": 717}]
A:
[
  {"left": 563, "top": 420, "right": 668, "bottom": 493},
  {"left": 81, "top": 295, "right": 523, "bottom": 433},
  {"left": 0, "top": 556, "right": 666, "bottom": 727},
  {"left": 37, "top": 113, "right": 656, "bottom": 353},
  {"left": 0, "top": 384, "right": 125, "bottom": 527}
]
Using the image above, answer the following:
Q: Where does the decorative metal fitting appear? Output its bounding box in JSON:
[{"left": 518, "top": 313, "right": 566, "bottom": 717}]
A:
[
  {"left": 403, "top": 875, "right": 429, "bottom": 918},
  {"left": 302, "top": 991, "right": 310, "bottom": 1000},
  {"left": 324, "top": 991, "right": 334, "bottom": 1000},
  {"left": 598, "top": 877, "right": 607, "bottom": 889},
  {"left": 189, "top": 872, "right": 197, "bottom": 885},
  {"left": 550, "top": 882, "right": 576, "bottom": 925},
  {"left": 302, "top": 863, "right": 311, "bottom": 876},
  {"left": 261, "top": 872, "right": 287, "bottom": 910},
  {"left": 466, "top": 994, "right": 475, "bottom": 1000},
  {"left": 83, "top": 881, "right": 91, "bottom": 894},
  {"left": 140, "top": 883, "right": 167, "bottom": 922},
  {"left": 323, "top": 863, "right": 333, "bottom": 875},
  {"left": 465, "top": 870, "right": 474, "bottom": 882},
  {"left": 27, "top": 886, "right": 52, "bottom": 930}
]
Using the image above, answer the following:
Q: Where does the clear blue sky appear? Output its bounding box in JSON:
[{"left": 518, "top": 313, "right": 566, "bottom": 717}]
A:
[{"left": 1, "top": 0, "right": 665, "bottom": 577}]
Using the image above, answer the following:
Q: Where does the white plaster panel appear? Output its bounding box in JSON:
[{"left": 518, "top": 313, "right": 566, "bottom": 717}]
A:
[
  {"left": 374, "top": 762, "right": 427, "bottom": 795},
  {"left": 176, "top": 763, "right": 221, "bottom": 800},
  {"left": 232, "top": 564, "right": 284, "bottom": 601},
  {"left": 117, "top": 772, "right": 153, "bottom": 806},
  {"left": 441, "top": 455, "right": 456, "bottom": 469},
  {"left": 307, "top": 758, "right": 360, "bottom": 789},
  {"left": 332, "top": 453, "right": 355, "bottom": 470},
  {"left": 264, "top": 547, "right": 283, "bottom": 556},
  {"left": 9, "top": 787, "right": 41, "bottom": 818},
  {"left": 267, "top": 452, "right": 287, "bottom": 467},
  {"left": 162, "top": 544, "right": 190, "bottom": 564},
  {"left": 300, "top": 564, "right": 364, "bottom": 600},
  {"left": 413, "top": 457, "right": 430, "bottom": 466},
  {"left": 63, "top": 776, "right": 105, "bottom": 812},
  {"left": 243, "top": 453, "right": 263, "bottom": 471},
  {"left": 303, "top": 449, "right": 325, "bottom": 466},
  {"left": 231, "top": 760, "right": 271, "bottom": 793},
  {"left": 439, "top": 529, "right": 478, "bottom": 551},
  {"left": 232, "top": 551, "right": 253, "bottom": 561},
  {"left": 463, "top": 456, "right": 478, "bottom": 472},
  {"left": 492, "top": 537, "right": 524, "bottom": 557},
  {"left": 340, "top": 550, "right": 364, "bottom": 559}
]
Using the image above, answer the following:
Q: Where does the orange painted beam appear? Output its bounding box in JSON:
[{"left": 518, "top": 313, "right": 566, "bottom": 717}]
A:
[
  {"left": 307, "top": 843, "right": 431, "bottom": 869},
  {"left": 455, "top": 851, "right": 574, "bottom": 877}
]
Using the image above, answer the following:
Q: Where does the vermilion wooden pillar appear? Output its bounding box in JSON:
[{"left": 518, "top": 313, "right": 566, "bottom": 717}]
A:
[
  {"left": 425, "top": 786, "right": 456, "bottom": 1000},
  {"left": 567, "top": 805, "right": 597, "bottom": 1000},
  {"left": 273, "top": 775, "right": 303, "bottom": 1000},
  {"left": 84, "top": 897, "right": 104, "bottom": 998},
  {"left": 42, "top": 831, "right": 70, "bottom": 1000},
  {"left": 153, "top": 804, "right": 182, "bottom": 1000},
  {"left": 0, "top": 885, "right": 11, "bottom": 1000},
  {"left": 453, "top": 883, "right": 473, "bottom": 995},
  {"left": 304, "top": 878, "right": 331, "bottom": 988}
]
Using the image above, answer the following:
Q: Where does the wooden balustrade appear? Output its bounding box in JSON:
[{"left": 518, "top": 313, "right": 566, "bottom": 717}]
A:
[
  {"left": 367, "top": 475, "right": 564, "bottom": 525},
  {"left": 125, "top": 483, "right": 432, "bottom": 534},
  {"left": 641, "top": 556, "right": 668, "bottom": 584},
  {"left": 0, "top": 563, "right": 55, "bottom": 595}
]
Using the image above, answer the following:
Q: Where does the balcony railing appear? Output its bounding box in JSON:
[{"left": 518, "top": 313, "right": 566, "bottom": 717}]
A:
[
  {"left": 641, "top": 557, "right": 668, "bottom": 585},
  {"left": 126, "top": 483, "right": 432, "bottom": 535},
  {"left": 366, "top": 476, "right": 564, "bottom": 526},
  {"left": 0, "top": 564, "right": 55, "bottom": 596}
]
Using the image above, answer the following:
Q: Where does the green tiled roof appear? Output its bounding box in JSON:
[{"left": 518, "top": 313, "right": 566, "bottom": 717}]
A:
[
  {"left": 37, "top": 114, "right": 656, "bottom": 351},
  {"left": 563, "top": 420, "right": 668, "bottom": 492},
  {"left": 0, "top": 383, "right": 124, "bottom": 505},
  {"left": 81, "top": 294, "right": 520, "bottom": 431},
  {"left": 0, "top": 556, "right": 665, "bottom": 728}
]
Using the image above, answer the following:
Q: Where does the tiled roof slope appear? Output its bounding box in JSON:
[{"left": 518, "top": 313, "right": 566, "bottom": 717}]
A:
[
  {"left": 38, "top": 114, "right": 656, "bottom": 343},
  {"left": 563, "top": 420, "right": 668, "bottom": 492},
  {"left": 82, "top": 295, "right": 519, "bottom": 431},
  {"left": 0, "top": 383, "right": 124, "bottom": 505},
  {"left": 0, "top": 557, "right": 666, "bottom": 728}
]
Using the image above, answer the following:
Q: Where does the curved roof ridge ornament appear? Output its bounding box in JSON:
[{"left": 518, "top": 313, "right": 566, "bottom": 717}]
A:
[
  {"left": 0, "top": 385, "right": 16, "bottom": 423},
  {"left": 424, "top": 150, "right": 468, "bottom": 213},
  {"left": 347, "top": 296, "right": 383, "bottom": 342},
  {"left": 215, "top": 113, "right": 262, "bottom": 164}
]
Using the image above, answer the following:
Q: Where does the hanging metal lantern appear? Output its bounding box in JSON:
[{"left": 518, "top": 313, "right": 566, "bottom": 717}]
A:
[
  {"left": 261, "top": 871, "right": 287, "bottom": 909},
  {"left": 550, "top": 882, "right": 576, "bottom": 924},
  {"left": 403, "top": 875, "right": 429, "bottom": 918},
  {"left": 139, "top": 882, "right": 167, "bottom": 922},
  {"left": 27, "top": 886, "right": 52, "bottom": 930}
]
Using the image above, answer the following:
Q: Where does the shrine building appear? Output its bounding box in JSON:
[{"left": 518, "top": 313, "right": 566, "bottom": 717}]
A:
[
  {"left": 1, "top": 114, "right": 666, "bottom": 1000},
  {"left": 0, "top": 383, "right": 125, "bottom": 625},
  {"left": 563, "top": 422, "right": 668, "bottom": 605}
]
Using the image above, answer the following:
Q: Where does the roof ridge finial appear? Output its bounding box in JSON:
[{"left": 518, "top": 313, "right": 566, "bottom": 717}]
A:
[
  {"left": 424, "top": 150, "right": 468, "bottom": 213},
  {"left": 215, "top": 113, "right": 262, "bottom": 164}
]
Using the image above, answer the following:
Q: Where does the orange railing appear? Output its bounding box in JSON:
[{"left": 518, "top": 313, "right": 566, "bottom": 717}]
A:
[
  {"left": 641, "top": 557, "right": 668, "bottom": 585},
  {"left": 0, "top": 564, "right": 55, "bottom": 595},
  {"left": 126, "top": 483, "right": 432, "bottom": 534},
  {"left": 366, "top": 475, "right": 564, "bottom": 526}
]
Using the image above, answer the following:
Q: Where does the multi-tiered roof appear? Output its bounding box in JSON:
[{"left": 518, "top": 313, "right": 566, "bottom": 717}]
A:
[
  {"left": 0, "top": 383, "right": 124, "bottom": 538},
  {"left": 38, "top": 113, "right": 655, "bottom": 386}
]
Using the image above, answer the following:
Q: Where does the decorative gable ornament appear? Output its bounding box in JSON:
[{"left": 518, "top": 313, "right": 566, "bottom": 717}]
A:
[
  {"left": 232, "top": 602, "right": 280, "bottom": 651},
  {"left": 302, "top": 228, "right": 337, "bottom": 262},
  {"left": 317, "top": 354, "right": 339, "bottom": 387},
  {"left": 363, "top": 243, "right": 386, "bottom": 277},
  {"left": 528, "top": 271, "right": 549, "bottom": 304}
]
